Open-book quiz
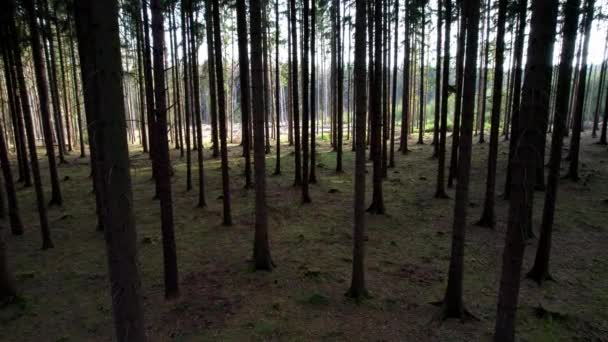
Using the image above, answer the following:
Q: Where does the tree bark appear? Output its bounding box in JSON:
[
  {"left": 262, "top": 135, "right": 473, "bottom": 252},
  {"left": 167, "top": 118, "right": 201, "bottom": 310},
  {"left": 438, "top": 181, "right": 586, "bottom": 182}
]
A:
[
  {"left": 74, "top": 1, "right": 147, "bottom": 339},
  {"left": 494, "top": 0, "right": 559, "bottom": 339}
]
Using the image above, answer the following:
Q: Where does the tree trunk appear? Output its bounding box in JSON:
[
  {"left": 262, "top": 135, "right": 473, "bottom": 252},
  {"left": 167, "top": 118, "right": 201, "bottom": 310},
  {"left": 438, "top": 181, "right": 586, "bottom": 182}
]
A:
[
  {"left": 309, "top": 0, "right": 317, "bottom": 182},
  {"left": 448, "top": 6, "right": 466, "bottom": 188},
  {"left": 301, "top": 0, "right": 311, "bottom": 202},
  {"left": 527, "top": 0, "right": 581, "bottom": 284},
  {"left": 476, "top": 0, "right": 507, "bottom": 227},
  {"left": 400, "top": 6, "right": 410, "bottom": 154},
  {"left": 389, "top": 0, "right": 399, "bottom": 167},
  {"left": 250, "top": 0, "right": 274, "bottom": 271},
  {"left": 211, "top": 0, "right": 233, "bottom": 226},
  {"left": 441, "top": 0, "right": 481, "bottom": 319},
  {"left": 74, "top": 1, "right": 147, "bottom": 339},
  {"left": 187, "top": 1, "right": 206, "bottom": 208},
  {"left": 494, "top": 0, "right": 559, "bottom": 339},
  {"left": 205, "top": 3, "right": 220, "bottom": 159},
  {"left": 433, "top": 0, "right": 442, "bottom": 157},
  {"left": 418, "top": 7, "right": 426, "bottom": 145},
  {"left": 151, "top": 0, "right": 179, "bottom": 299},
  {"left": 435, "top": 0, "right": 451, "bottom": 199},
  {"left": 290, "top": 0, "right": 302, "bottom": 186},
  {"left": 22, "top": 0, "right": 60, "bottom": 244},
  {"left": 236, "top": 0, "right": 253, "bottom": 186},
  {"left": 503, "top": 0, "right": 529, "bottom": 200},
  {"left": 367, "top": 0, "right": 385, "bottom": 215},
  {"left": 347, "top": 0, "right": 369, "bottom": 300},
  {"left": 566, "top": 0, "right": 595, "bottom": 181}
]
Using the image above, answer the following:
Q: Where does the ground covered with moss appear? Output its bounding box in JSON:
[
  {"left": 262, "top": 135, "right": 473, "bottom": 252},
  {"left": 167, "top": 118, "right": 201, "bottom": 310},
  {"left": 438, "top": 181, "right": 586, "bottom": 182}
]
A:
[{"left": 2, "top": 133, "right": 607, "bottom": 341}]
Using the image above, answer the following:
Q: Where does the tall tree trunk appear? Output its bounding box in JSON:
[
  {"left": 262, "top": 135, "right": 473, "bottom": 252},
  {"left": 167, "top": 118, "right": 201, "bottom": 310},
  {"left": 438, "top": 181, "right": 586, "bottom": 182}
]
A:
[
  {"left": 417, "top": 7, "right": 426, "bottom": 145},
  {"left": 250, "top": 0, "right": 274, "bottom": 271},
  {"left": 367, "top": 0, "right": 385, "bottom": 215},
  {"left": 476, "top": 0, "right": 507, "bottom": 227},
  {"left": 188, "top": 1, "right": 206, "bottom": 208},
  {"left": 21, "top": 0, "right": 54, "bottom": 249},
  {"left": 494, "top": 0, "right": 558, "bottom": 339},
  {"left": 142, "top": 0, "right": 156, "bottom": 170},
  {"left": 335, "top": 0, "right": 344, "bottom": 173},
  {"left": 448, "top": 5, "right": 466, "bottom": 188},
  {"left": 435, "top": 0, "right": 451, "bottom": 199},
  {"left": 272, "top": 0, "right": 281, "bottom": 176},
  {"left": 211, "top": 0, "right": 233, "bottom": 226},
  {"left": 503, "top": 0, "right": 529, "bottom": 200},
  {"left": 290, "top": 0, "right": 302, "bottom": 186},
  {"left": 236, "top": 0, "right": 253, "bottom": 186},
  {"left": 309, "top": 0, "right": 317, "bottom": 182},
  {"left": 170, "top": 6, "right": 184, "bottom": 156},
  {"left": 205, "top": 3, "right": 220, "bottom": 159},
  {"left": 346, "top": 0, "right": 369, "bottom": 300},
  {"left": 74, "top": 0, "right": 147, "bottom": 339},
  {"left": 527, "top": 0, "right": 581, "bottom": 284},
  {"left": 151, "top": 0, "right": 179, "bottom": 299},
  {"left": 67, "top": 18, "right": 86, "bottom": 158},
  {"left": 566, "top": 0, "right": 595, "bottom": 181},
  {"left": 441, "top": 0, "right": 481, "bottom": 319},
  {"left": 478, "top": 0, "right": 491, "bottom": 144},
  {"left": 400, "top": 6, "right": 410, "bottom": 154},
  {"left": 25, "top": 0, "right": 63, "bottom": 207},
  {"left": 592, "top": 59, "right": 606, "bottom": 138},
  {"left": 180, "top": 1, "right": 192, "bottom": 191},
  {"left": 433, "top": 0, "right": 442, "bottom": 157},
  {"left": 389, "top": 0, "right": 399, "bottom": 167}
]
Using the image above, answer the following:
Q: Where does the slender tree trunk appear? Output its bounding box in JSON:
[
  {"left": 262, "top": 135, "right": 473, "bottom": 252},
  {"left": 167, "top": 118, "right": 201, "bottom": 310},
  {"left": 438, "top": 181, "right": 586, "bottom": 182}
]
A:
[
  {"left": 249, "top": 0, "right": 273, "bottom": 271},
  {"left": 592, "top": 59, "right": 606, "bottom": 138},
  {"left": 309, "top": 0, "right": 317, "bottom": 182},
  {"left": 567, "top": 0, "right": 595, "bottom": 181},
  {"left": 335, "top": 0, "right": 344, "bottom": 173},
  {"left": 21, "top": 0, "right": 54, "bottom": 249},
  {"left": 476, "top": 0, "right": 507, "bottom": 227},
  {"left": 418, "top": 7, "right": 426, "bottom": 145},
  {"left": 301, "top": 0, "right": 311, "bottom": 203},
  {"left": 448, "top": 6, "right": 466, "bottom": 188},
  {"left": 435, "top": 0, "right": 451, "bottom": 199},
  {"left": 367, "top": 0, "right": 385, "bottom": 215},
  {"left": 236, "top": 0, "right": 253, "bottom": 186},
  {"left": 187, "top": 1, "right": 206, "bottom": 208},
  {"left": 441, "top": 0, "right": 481, "bottom": 318},
  {"left": 211, "top": 0, "right": 233, "bottom": 226},
  {"left": 433, "top": 0, "right": 442, "bottom": 157},
  {"left": 26, "top": 0, "right": 63, "bottom": 207},
  {"left": 388, "top": 0, "right": 399, "bottom": 167},
  {"left": 478, "top": 0, "right": 491, "bottom": 144},
  {"left": 151, "top": 0, "right": 179, "bottom": 299},
  {"left": 290, "top": 0, "right": 302, "bottom": 186},
  {"left": 504, "top": 0, "right": 529, "bottom": 200},
  {"left": 400, "top": 7, "right": 410, "bottom": 154},
  {"left": 527, "top": 0, "right": 581, "bottom": 284},
  {"left": 74, "top": 1, "right": 147, "bottom": 338},
  {"left": 205, "top": 4, "right": 220, "bottom": 159},
  {"left": 347, "top": 0, "right": 369, "bottom": 300}
]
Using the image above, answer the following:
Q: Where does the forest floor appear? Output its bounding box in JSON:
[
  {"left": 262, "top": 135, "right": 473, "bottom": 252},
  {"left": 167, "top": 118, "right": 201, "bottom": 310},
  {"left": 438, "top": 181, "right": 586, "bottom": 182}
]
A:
[{"left": 1, "top": 133, "right": 607, "bottom": 341}]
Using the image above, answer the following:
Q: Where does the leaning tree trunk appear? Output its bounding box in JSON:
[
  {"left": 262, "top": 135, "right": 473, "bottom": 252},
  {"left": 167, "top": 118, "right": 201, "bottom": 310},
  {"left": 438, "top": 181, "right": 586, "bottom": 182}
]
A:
[
  {"left": 567, "top": 0, "right": 595, "bottom": 181},
  {"left": 527, "top": 0, "right": 581, "bottom": 285},
  {"left": 74, "top": 1, "right": 147, "bottom": 339},
  {"left": 250, "top": 0, "right": 273, "bottom": 271},
  {"left": 494, "top": 0, "right": 559, "bottom": 340},
  {"left": 441, "top": 0, "right": 481, "bottom": 319},
  {"left": 151, "top": 0, "right": 179, "bottom": 299},
  {"left": 22, "top": 0, "right": 57, "bottom": 249}
]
